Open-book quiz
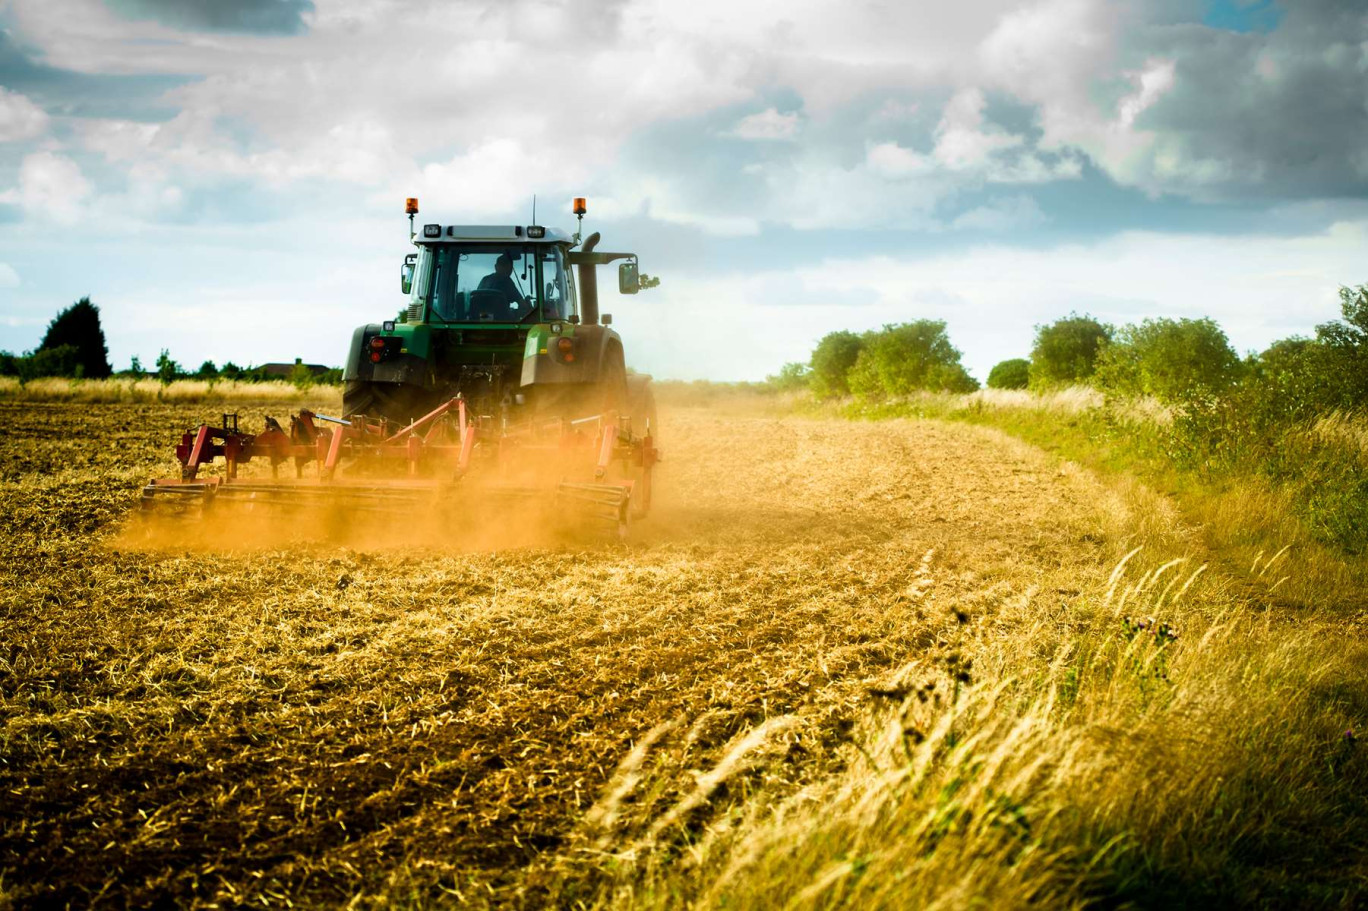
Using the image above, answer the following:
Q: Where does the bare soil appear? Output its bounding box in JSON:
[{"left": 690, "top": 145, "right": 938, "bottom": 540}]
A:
[{"left": 0, "top": 401, "right": 1120, "bottom": 908}]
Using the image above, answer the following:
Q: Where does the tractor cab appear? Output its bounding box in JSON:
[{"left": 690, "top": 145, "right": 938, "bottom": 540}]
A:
[
  {"left": 342, "top": 198, "right": 654, "bottom": 426},
  {"left": 401, "top": 226, "right": 579, "bottom": 326}
]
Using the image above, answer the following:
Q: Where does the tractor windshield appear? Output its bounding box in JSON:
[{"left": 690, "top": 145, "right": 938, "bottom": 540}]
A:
[{"left": 415, "top": 244, "right": 572, "bottom": 324}]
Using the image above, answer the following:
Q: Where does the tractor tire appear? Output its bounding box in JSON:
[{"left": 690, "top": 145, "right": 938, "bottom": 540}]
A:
[
  {"left": 596, "top": 352, "right": 629, "bottom": 418},
  {"left": 531, "top": 348, "right": 629, "bottom": 424},
  {"left": 342, "top": 380, "right": 429, "bottom": 424},
  {"left": 624, "top": 377, "right": 657, "bottom": 518},
  {"left": 626, "top": 375, "right": 659, "bottom": 444}
]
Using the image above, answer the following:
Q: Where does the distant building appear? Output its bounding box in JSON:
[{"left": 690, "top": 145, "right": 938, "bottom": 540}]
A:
[{"left": 259, "top": 358, "right": 332, "bottom": 378}]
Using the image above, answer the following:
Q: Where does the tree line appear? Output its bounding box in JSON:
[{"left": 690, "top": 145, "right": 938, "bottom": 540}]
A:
[
  {"left": 0, "top": 298, "right": 343, "bottom": 386},
  {"left": 773, "top": 284, "right": 1368, "bottom": 420}
]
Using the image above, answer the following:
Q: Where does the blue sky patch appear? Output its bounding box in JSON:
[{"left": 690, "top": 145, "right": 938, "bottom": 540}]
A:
[
  {"left": 1203, "top": 0, "right": 1282, "bottom": 33},
  {"left": 104, "top": 0, "right": 314, "bottom": 35}
]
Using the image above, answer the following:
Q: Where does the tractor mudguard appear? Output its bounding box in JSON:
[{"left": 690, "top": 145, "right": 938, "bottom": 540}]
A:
[
  {"left": 369, "top": 353, "right": 428, "bottom": 385},
  {"left": 520, "top": 324, "right": 623, "bottom": 387},
  {"left": 343, "top": 324, "right": 380, "bottom": 381},
  {"left": 345, "top": 323, "right": 430, "bottom": 385}
]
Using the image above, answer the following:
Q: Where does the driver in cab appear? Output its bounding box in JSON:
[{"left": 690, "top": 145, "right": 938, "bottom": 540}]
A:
[{"left": 477, "top": 253, "right": 527, "bottom": 309}]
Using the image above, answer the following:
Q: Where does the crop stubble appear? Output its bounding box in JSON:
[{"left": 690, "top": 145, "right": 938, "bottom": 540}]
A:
[{"left": 0, "top": 401, "right": 1121, "bottom": 907}]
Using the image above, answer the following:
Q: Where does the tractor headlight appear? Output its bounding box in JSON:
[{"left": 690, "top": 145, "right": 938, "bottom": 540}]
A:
[{"left": 422, "top": 223, "right": 441, "bottom": 237}]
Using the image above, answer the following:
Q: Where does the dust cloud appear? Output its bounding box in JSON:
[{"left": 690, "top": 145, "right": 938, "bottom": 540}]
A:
[{"left": 117, "top": 446, "right": 638, "bottom": 553}]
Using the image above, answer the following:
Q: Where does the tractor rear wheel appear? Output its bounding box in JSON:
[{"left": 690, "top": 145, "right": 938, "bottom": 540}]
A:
[
  {"left": 626, "top": 375, "right": 659, "bottom": 444},
  {"left": 624, "top": 376, "right": 658, "bottom": 518},
  {"left": 596, "top": 354, "right": 629, "bottom": 418}
]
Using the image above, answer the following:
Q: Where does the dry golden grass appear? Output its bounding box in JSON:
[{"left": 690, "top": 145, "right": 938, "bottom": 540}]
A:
[
  {"left": 1308, "top": 410, "right": 1368, "bottom": 458},
  {"left": 0, "top": 398, "right": 1363, "bottom": 908},
  {"left": 966, "top": 384, "right": 1105, "bottom": 413},
  {"left": 856, "top": 385, "right": 1173, "bottom": 424},
  {"left": 0, "top": 376, "right": 342, "bottom": 405}
]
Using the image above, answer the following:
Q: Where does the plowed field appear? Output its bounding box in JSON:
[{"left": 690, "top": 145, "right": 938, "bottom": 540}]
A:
[{"left": 1, "top": 400, "right": 1133, "bottom": 907}]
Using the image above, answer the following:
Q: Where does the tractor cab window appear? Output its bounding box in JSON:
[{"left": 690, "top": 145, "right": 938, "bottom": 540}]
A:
[
  {"left": 432, "top": 246, "right": 533, "bottom": 323},
  {"left": 539, "top": 248, "right": 572, "bottom": 321},
  {"left": 417, "top": 243, "right": 573, "bottom": 324}
]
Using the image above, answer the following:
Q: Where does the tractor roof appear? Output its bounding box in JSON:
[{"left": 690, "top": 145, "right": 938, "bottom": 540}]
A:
[{"left": 416, "top": 225, "right": 574, "bottom": 244}]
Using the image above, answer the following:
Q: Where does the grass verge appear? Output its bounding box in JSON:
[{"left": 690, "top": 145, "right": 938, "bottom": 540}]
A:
[{"left": 0, "top": 376, "right": 343, "bottom": 405}]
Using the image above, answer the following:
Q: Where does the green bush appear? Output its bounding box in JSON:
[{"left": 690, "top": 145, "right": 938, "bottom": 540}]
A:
[
  {"left": 766, "top": 362, "right": 810, "bottom": 392},
  {"left": 1029, "top": 314, "right": 1111, "bottom": 389},
  {"left": 847, "top": 321, "right": 978, "bottom": 399},
  {"left": 1154, "top": 286, "right": 1368, "bottom": 553},
  {"left": 1310, "top": 284, "right": 1368, "bottom": 408},
  {"left": 987, "top": 358, "right": 1031, "bottom": 390},
  {"left": 1094, "top": 317, "right": 1241, "bottom": 403},
  {"left": 809, "top": 331, "right": 864, "bottom": 399},
  {"left": 19, "top": 345, "right": 81, "bottom": 381},
  {"left": 156, "top": 349, "right": 180, "bottom": 385},
  {"left": 1224, "top": 284, "right": 1368, "bottom": 430},
  {"left": 288, "top": 360, "right": 315, "bottom": 391},
  {"left": 1, "top": 345, "right": 82, "bottom": 381}
]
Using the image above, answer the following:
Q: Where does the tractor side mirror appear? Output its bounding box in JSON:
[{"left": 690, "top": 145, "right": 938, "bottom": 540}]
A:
[
  {"left": 401, "top": 253, "right": 417, "bottom": 295},
  {"left": 618, "top": 261, "right": 639, "bottom": 295}
]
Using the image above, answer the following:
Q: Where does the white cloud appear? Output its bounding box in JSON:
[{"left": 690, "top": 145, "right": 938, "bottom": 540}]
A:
[
  {"left": 1118, "top": 58, "right": 1176, "bottom": 128},
  {"left": 864, "top": 90, "right": 1080, "bottom": 193},
  {"left": 979, "top": 0, "right": 1119, "bottom": 142},
  {"left": 29, "top": 0, "right": 754, "bottom": 192},
  {"left": 412, "top": 138, "right": 598, "bottom": 221},
  {"left": 728, "top": 108, "right": 801, "bottom": 141},
  {"left": 871, "top": 98, "right": 921, "bottom": 122},
  {"left": 78, "top": 118, "right": 161, "bottom": 161},
  {"left": 0, "top": 88, "right": 50, "bottom": 142},
  {"left": 0, "top": 153, "right": 94, "bottom": 224},
  {"left": 974, "top": 0, "right": 1200, "bottom": 191},
  {"left": 951, "top": 195, "right": 1046, "bottom": 231},
  {"left": 0, "top": 264, "right": 20, "bottom": 289},
  {"left": 865, "top": 141, "right": 933, "bottom": 180},
  {"left": 933, "top": 88, "right": 1023, "bottom": 170},
  {"left": 9, "top": 0, "right": 1367, "bottom": 222}
]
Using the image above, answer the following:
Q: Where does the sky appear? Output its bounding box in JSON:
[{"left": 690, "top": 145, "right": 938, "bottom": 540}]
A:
[{"left": 0, "top": 0, "right": 1365, "bottom": 382}]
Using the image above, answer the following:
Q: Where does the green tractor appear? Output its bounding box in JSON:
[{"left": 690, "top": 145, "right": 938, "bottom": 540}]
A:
[
  {"left": 342, "top": 197, "right": 657, "bottom": 439},
  {"left": 141, "top": 198, "right": 662, "bottom": 538}
]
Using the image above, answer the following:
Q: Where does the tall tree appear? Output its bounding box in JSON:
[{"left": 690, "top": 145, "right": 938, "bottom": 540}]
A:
[
  {"left": 1029, "top": 313, "right": 1112, "bottom": 389},
  {"left": 40, "top": 297, "right": 111, "bottom": 379}
]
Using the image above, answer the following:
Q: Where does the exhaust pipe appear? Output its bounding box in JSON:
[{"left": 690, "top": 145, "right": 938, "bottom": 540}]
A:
[{"left": 578, "top": 231, "right": 600, "bottom": 325}]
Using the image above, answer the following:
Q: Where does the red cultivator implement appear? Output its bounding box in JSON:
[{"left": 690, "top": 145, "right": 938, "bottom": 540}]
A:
[{"left": 141, "top": 397, "right": 659, "bottom": 539}]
